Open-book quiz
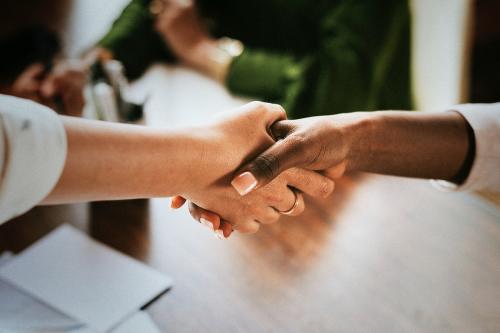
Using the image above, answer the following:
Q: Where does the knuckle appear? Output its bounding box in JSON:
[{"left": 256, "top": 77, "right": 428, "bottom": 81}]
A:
[
  {"left": 248, "top": 223, "right": 261, "bottom": 234},
  {"left": 275, "top": 104, "right": 286, "bottom": 113},
  {"left": 235, "top": 221, "right": 260, "bottom": 234},
  {"left": 244, "top": 101, "right": 268, "bottom": 119},
  {"left": 264, "top": 190, "right": 283, "bottom": 205},
  {"left": 258, "top": 183, "right": 288, "bottom": 206},
  {"left": 259, "top": 218, "right": 273, "bottom": 225},
  {"left": 317, "top": 179, "right": 334, "bottom": 198},
  {"left": 250, "top": 101, "right": 284, "bottom": 119},
  {"left": 242, "top": 202, "right": 257, "bottom": 222},
  {"left": 279, "top": 135, "right": 308, "bottom": 160},
  {"left": 287, "top": 134, "right": 318, "bottom": 165},
  {"left": 268, "top": 213, "right": 280, "bottom": 224},
  {"left": 248, "top": 101, "right": 266, "bottom": 111},
  {"left": 286, "top": 133, "right": 308, "bottom": 148},
  {"left": 251, "top": 205, "right": 264, "bottom": 219},
  {"left": 282, "top": 167, "right": 301, "bottom": 182},
  {"left": 256, "top": 209, "right": 276, "bottom": 225},
  {"left": 270, "top": 103, "right": 286, "bottom": 117}
]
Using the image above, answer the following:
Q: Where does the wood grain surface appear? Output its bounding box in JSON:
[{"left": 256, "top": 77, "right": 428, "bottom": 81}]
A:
[
  {"left": 1, "top": 1, "right": 499, "bottom": 331},
  {"left": 1, "top": 174, "right": 499, "bottom": 333}
]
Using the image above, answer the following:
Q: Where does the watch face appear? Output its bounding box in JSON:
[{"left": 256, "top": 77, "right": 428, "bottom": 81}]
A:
[
  {"left": 218, "top": 38, "right": 244, "bottom": 58},
  {"left": 149, "top": 0, "right": 165, "bottom": 16},
  {"left": 150, "top": 0, "right": 193, "bottom": 16}
]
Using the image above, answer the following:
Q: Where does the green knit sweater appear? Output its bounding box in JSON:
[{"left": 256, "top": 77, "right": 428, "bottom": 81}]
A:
[{"left": 99, "top": 0, "right": 413, "bottom": 118}]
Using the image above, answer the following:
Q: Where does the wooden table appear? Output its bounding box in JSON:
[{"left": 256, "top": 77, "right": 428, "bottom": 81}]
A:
[
  {"left": 1, "top": 173, "right": 499, "bottom": 333},
  {"left": 2, "top": 2, "right": 500, "bottom": 329},
  {"left": 1, "top": 0, "right": 499, "bottom": 331}
]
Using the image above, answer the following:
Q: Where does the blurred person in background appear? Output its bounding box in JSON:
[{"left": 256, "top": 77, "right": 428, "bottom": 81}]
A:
[
  {"left": 93, "top": 0, "right": 412, "bottom": 119},
  {"left": 0, "top": 26, "right": 86, "bottom": 117}
]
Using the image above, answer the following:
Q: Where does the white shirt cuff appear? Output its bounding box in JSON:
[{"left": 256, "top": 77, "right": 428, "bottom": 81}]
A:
[
  {"left": 0, "top": 95, "right": 67, "bottom": 224},
  {"left": 432, "top": 103, "right": 500, "bottom": 192}
]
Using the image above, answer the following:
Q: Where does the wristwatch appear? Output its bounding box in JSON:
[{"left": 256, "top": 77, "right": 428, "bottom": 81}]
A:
[
  {"left": 207, "top": 37, "right": 244, "bottom": 83},
  {"left": 216, "top": 37, "right": 244, "bottom": 59},
  {"left": 149, "top": 0, "right": 165, "bottom": 16},
  {"left": 150, "top": 0, "right": 194, "bottom": 16}
]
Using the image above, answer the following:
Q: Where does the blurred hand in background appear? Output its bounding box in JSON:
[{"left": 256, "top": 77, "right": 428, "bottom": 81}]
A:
[
  {"left": 40, "top": 61, "right": 87, "bottom": 117},
  {"left": 2, "top": 60, "right": 86, "bottom": 117}
]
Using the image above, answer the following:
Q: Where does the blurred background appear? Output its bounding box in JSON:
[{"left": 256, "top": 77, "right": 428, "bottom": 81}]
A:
[{"left": 0, "top": 1, "right": 499, "bottom": 332}]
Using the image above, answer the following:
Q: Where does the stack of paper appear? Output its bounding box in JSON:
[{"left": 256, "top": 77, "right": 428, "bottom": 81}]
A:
[{"left": 0, "top": 225, "right": 172, "bottom": 332}]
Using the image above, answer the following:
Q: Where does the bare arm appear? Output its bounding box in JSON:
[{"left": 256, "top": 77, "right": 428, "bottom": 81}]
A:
[
  {"left": 348, "top": 111, "right": 470, "bottom": 181},
  {"left": 44, "top": 116, "right": 205, "bottom": 204},
  {"left": 230, "top": 111, "right": 472, "bottom": 195},
  {"left": 40, "top": 102, "right": 334, "bottom": 236}
]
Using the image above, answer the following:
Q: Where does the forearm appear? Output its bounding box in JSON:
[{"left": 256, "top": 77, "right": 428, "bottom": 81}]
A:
[
  {"left": 346, "top": 111, "right": 471, "bottom": 182},
  {"left": 43, "top": 117, "right": 204, "bottom": 204}
]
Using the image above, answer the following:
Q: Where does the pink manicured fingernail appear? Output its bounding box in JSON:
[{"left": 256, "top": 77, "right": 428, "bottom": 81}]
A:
[
  {"left": 214, "top": 229, "right": 225, "bottom": 240},
  {"left": 231, "top": 172, "right": 257, "bottom": 196},
  {"left": 200, "top": 218, "right": 214, "bottom": 231}
]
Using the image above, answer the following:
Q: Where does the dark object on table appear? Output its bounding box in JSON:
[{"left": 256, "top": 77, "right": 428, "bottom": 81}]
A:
[{"left": 89, "top": 60, "right": 144, "bottom": 122}]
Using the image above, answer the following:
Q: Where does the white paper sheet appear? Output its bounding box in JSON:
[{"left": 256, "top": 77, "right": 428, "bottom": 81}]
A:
[
  {"left": 0, "top": 252, "right": 13, "bottom": 266},
  {"left": 0, "top": 225, "right": 172, "bottom": 332},
  {"left": 0, "top": 278, "right": 83, "bottom": 331},
  {"left": 110, "top": 311, "right": 161, "bottom": 333}
]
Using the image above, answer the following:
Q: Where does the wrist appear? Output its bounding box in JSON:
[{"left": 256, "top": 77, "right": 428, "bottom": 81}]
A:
[
  {"left": 185, "top": 39, "right": 219, "bottom": 70},
  {"left": 338, "top": 112, "right": 377, "bottom": 172},
  {"left": 163, "top": 127, "right": 213, "bottom": 196},
  {"left": 188, "top": 38, "right": 243, "bottom": 82}
]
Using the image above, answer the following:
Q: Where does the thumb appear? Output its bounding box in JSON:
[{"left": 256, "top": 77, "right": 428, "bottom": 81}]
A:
[
  {"left": 231, "top": 133, "right": 308, "bottom": 196},
  {"left": 270, "top": 119, "right": 295, "bottom": 140},
  {"left": 20, "top": 63, "right": 45, "bottom": 81},
  {"left": 40, "top": 75, "right": 57, "bottom": 98}
]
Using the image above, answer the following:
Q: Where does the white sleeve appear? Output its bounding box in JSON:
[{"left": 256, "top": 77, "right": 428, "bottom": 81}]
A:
[
  {"left": 0, "top": 95, "right": 67, "bottom": 225},
  {"left": 433, "top": 102, "right": 500, "bottom": 192}
]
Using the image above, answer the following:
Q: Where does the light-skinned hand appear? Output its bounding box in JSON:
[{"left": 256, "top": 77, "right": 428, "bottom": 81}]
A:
[
  {"left": 40, "top": 61, "right": 86, "bottom": 117},
  {"left": 171, "top": 104, "right": 337, "bottom": 238}
]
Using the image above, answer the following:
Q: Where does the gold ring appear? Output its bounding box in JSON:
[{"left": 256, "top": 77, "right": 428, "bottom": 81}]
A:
[{"left": 279, "top": 190, "right": 302, "bottom": 216}]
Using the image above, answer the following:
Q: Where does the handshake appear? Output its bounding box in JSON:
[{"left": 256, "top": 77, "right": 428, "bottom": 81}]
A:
[
  {"left": 168, "top": 102, "right": 358, "bottom": 238},
  {"left": 44, "top": 100, "right": 472, "bottom": 236},
  {"left": 164, "top": 100, "right": 476, "bottom": 239}
]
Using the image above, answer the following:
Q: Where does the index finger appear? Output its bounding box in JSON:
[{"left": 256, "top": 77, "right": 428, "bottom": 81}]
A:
[{"left": 239, "top": 101, "right": 287, "bottom": 131}]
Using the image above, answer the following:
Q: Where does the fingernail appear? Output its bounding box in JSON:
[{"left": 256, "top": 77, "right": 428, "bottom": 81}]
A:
[
  {"left": 200, "top": 218, "right": 214, "bottom": 231},
  {"left": 231, "top": 172, "right": 257, "bottom": 196},
  {"left": 170, "top": 200, "right": 180, "bottom": 210},
  {"left": 214, "top": 229, "right": 225, "bottom": 240}
]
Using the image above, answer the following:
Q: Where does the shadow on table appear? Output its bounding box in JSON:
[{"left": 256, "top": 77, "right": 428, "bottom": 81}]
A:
[{"left": 235, "top": 173, "right": 364, "bottom": 272}]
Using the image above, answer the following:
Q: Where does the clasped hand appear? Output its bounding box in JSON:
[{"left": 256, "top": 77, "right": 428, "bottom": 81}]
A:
[{"left": 172, "top": 102, "right": 346, "bottom": 238}]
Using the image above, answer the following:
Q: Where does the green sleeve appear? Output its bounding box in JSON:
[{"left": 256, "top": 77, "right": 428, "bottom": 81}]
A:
[
  {"left": 225, "top": 49, "right": 310, "bottom": 114},
  {"left": 225, "top": 0, "right": 412, "bottom": 119},
  {"left": 98, "top": 0, "right": 174, "bottom": 79}
]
